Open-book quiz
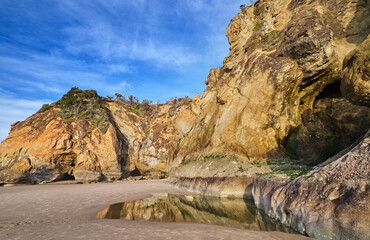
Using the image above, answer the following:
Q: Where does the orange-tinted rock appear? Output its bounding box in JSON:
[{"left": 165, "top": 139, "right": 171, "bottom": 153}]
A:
[
  {"left": 1, "top": 0, "right": 369, "bottom": 187},
  {"left": 168, "top": 0, "right": 370, "bottom": 167},
  {"left": 0, "top": 107, "right": 127, "bottom": 183},
  {"left": 0, "top": 94, "right": 200, "bottom": 183}
]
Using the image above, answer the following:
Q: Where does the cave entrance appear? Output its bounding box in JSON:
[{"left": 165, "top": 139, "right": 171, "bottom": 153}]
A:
[
  {"left": 315, "top": 81, "right": 342, "bottom": 101},
  {"left": 61, "top": 173, "right": 75, "bottom": 181},
  {"left": 284, "top": 80, "right": 370, "bottom": 165},
  {"left": 130, "top": 167, "right": 141, "bottom": 177}
]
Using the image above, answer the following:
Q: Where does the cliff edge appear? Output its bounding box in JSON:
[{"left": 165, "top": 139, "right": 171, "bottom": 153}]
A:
[
  {"left": 0, "top": 0, "right": 369, "bottom": 239},
  {"left": 169, "top": 0, "right": 370, "bottom": 171}
]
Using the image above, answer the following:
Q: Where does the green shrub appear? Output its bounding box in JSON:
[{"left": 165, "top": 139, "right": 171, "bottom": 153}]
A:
[
  {"left": 261, "top": 167, "right": 312, "bottom": 179},
  {"left": 98, "top": 103, "right": 105, "bottom": 108},
  {"left": 180, "top": 158, "right": 198, "bottom": 166},
  {"left": 58, "top": 96, "right": 77, "bottom": 108},
  {"left": 76, "top": 89, "right": 98, "bottom": 99},
  {"left": 250, "top": 160, "right": 267, "bottom": 167},
  {"left": 63, "top": 112, "right": 73, "bottom": 119},
  {"left": 262, "top": 30, "right": 279, "bottom": 43},
  {"left": 92, "top": 117, "right": 109, "bottom": 127},
  {"left": 81, "top": 109, "right": 97, "bottom": 117},
  {"left": 203, "top": 154, "right": 227, "bottom": 159},
  {"left": 54, "top": 87, "right": 111, "bottom": 132},
  {"left": 38, "top": 104, "right": 52, "bottom": 113},
  {"left": 56, "top": 87, "right": 99, "bottom": 109},
  {"left": 253, "top": 23, "right": 263, "bottom": 31},
  {"left": 245, "top": 39, "right": 261, "bottom": 52}
]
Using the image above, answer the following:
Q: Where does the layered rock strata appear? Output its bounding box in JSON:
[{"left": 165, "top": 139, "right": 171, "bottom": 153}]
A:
[
  {"left": 0, "top": 90, "right": 200, "bottom": 183},
  {"left": 252, "top": 130, "right": 370, "bottom": 240},
  {"left": 0, "top": 92, "right": 127, "bottom": 183},
  {"left": 169, "top": 1, "right": 370, "bottom": 239},
  {"left": 1, "top": 0, "right": 368, "bottom": 183},
  {"left": 168, "top": 0, "right": 370, "bottom": 168},
  {"left": 0, "top": 0, "right": 369, "bottom": 239}
]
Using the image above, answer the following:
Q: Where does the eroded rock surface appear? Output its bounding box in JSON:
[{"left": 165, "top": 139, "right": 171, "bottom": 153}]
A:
[
  {"left": 0, "top": 1, "right": 369, "bottom": 238},
  {"left": 169, "top": 0, "right": 370, "bottom": 168},
  {"left": 0, "top": 90, "right": 200, "bottom": 183},
  {"left": 0, "top": 90, "right": 126, "bottom": 183},
  {"left": 1, "top": 0, "right": 368, "bottom": 183},
  {"left": 106, "top": 96, "right": 200, "bottom": 177},
  {"left": 252, "top": 130, "right": 370, "bottom": 240}
]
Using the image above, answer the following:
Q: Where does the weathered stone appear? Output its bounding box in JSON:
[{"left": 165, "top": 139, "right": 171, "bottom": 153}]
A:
[
  {"left": 252, "top": 130, "right": 370, "bottom": 239},
  {"left": 169, "top": 0, "right": 370, "bottom": 167},
  {"left": 0, "top": 1, "right": 369, "bottom": 238},
  {"left": 0, "top": 92, "right": 200, "bottom": 183},
  {"left": 0, "top": 107, "right": 126, "bottom": 183},
  {"left": 341, "top": 36, "right": 370, "bottom": 106}
]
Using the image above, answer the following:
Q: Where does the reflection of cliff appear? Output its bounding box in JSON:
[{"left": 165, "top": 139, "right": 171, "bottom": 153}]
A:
[{"left": 96, "top": 195, "right": 297, "bottom": 234}]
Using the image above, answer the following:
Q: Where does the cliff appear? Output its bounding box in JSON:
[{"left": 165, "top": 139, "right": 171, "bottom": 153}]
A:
[
  {"left": 170, "top": 0, "right": 369, "bottom": 239},
  {"left": 0, "top": 88, "right": 200, "bottom": 183},
  {"left": 168, "top": 0, "right": 370, "bottom": 171},
  {"left": 0, "top": 0, "right": 369, "bottom": 238},
  {"left": 1, "top": 0, "right": 368, "bottom": 183}
]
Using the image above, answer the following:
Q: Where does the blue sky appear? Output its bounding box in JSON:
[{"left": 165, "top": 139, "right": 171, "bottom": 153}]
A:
[{"left": 0, "top": 0, "right": 252, "bottom": 142}]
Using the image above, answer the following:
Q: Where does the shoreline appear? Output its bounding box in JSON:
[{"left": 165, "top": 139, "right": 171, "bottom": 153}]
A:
[{"left": 0, "top": 179, "right": 312, "bottom": 240}]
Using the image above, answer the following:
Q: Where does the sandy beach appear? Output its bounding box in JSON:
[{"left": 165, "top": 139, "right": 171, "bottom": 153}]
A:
[{"left": 0, "top": 180, "right": 311, "bottom": 240}]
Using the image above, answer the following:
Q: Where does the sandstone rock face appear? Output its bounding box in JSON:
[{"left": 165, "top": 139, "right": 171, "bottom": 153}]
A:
[
  {"left": 0, "top": 1, "right": 369, "bottom": 238},
  {"left": 341, "top": 36, "right": 370, "bottom": 106},
  {"left": 169, "top": 0, "right": 370, "bottom": 167},
  {"left": 252, "top": 130, "right": 370, "bottom": 240},
  {"left": 0, "top": 90, "right": 200, "bottom": 183},
  {"left": 107, "top": 97, "right": 199, "bottom": 176},
  {"left": 0, "top": 106, "right": 127, "bottom": 183}
]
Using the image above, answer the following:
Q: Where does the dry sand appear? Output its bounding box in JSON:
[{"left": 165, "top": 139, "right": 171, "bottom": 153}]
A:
[{"left": 0, "top": 179, "right": 312, "bottom": 240}]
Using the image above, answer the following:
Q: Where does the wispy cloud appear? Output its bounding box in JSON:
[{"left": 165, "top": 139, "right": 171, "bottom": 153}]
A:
[
  {"left": 103, "top": 80, "right": 132, "bottom": 97},
  {"left": 0, "top": 0, "right": 253, "bottom": 142},
  {"left": 0, "top": 97, "right": 51, "bottom": 142},
  {"left": 55, "top": 0, "right": 200, "bottom": 68},
  {"left": 130, "top": 38, "right": 199, "bottom": 68},
  {"left": 0, "top": 52, "right": 132, "bottom": 96},
  {"left": 108, "top": 64, "right": 132, "bottom": 74}
]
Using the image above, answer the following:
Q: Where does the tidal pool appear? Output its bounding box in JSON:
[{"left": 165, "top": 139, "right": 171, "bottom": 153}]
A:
[{"left": 96, "top": 194, "right": 300, "bottom": 234}]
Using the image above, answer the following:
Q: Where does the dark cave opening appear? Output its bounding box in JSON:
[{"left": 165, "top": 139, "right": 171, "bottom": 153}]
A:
[
  {"left": 61, "top": 173, "right": 75, "bottom": 181},
  {"left": 315, "top": 81, "right": 342, "bottom": 101},
  {"left": 284, "top": 79, "right": 370, "bottom": 165},
  {"left": 130, "top": 167, "right": 142, "bottom": 177}
]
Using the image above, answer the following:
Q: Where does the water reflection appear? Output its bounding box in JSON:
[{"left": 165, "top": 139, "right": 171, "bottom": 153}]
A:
[{"left": 96, "top": 194, "right": 297, "bottom": 233}]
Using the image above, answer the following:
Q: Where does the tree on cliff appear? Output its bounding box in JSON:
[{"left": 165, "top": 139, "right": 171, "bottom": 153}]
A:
[
  {"left": 115, "top": 93, "right": 123, "bottom": 99},
  {"left": 240, "top": 1, "right": 254, "bottom": 9}
]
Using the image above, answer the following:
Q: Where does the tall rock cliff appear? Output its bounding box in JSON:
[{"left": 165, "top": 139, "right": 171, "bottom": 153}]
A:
[
  {"left": 0, "top": 88, "right": 200, "bottom": 183},
  {"left": 169, "top": 0, "right": 370, "bottom": 170},
  {"left": 168, "top": 1, "right": 370, "bottom": 238},
  {"left": 0, "top": 0, "right": 369, "bottom": 238}
]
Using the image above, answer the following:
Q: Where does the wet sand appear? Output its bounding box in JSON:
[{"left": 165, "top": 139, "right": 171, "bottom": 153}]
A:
[{"left": 0, "top": 179, "right": 312, "bottom": 240}]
